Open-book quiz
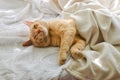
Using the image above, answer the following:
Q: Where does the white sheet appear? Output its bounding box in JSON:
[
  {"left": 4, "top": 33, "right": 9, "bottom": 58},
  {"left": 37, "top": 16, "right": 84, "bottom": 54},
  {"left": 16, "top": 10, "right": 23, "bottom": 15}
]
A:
[
  {"left": 0, "top": 0, "right": 77, "bottom": 80},
  {"left": 61, "top": 0, "right": 120, "bottom": 80}
]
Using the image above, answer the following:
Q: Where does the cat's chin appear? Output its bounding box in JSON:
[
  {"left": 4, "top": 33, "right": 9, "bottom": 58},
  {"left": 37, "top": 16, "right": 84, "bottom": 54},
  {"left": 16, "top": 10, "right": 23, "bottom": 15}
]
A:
[
  {"left": 33, "top": 37, "right": 50, "bottom": 47},
  {"left": 34, "top": 45, "right": 48, "bottom": 48},
  {"left": 34, "top": 42, "right": 50, "bottom": 48}
]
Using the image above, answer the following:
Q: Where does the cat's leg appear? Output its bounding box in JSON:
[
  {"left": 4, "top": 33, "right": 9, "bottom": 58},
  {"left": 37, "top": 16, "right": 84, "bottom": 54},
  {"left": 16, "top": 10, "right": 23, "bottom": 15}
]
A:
[
  {"left": 70, "top": 39, "right": 85, "bottom": 59},
  {"left": 23, "top": 39, "right": 32, "bottom": 46},
  {"left": 59, "top": 31, "right": 76, "bottom": 65}
]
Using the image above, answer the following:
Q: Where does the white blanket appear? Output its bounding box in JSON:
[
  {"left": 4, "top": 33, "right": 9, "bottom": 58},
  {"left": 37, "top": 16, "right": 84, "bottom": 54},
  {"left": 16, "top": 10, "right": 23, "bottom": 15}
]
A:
[
  {"left": 0, "top": 0, "right": 77, "bottom": 80},
  {"left": 62, "top": 0, "right": 120, "bottom": 80}
]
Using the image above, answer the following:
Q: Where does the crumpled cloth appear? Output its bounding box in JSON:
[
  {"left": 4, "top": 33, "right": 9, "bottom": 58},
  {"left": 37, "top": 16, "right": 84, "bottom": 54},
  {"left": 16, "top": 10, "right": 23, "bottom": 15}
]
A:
[
  {"left": 61, "top": 0, "right": 120, "bottom": 80},
  {"left": 0, "top": 0, "right": 77, "bottom": 80}
]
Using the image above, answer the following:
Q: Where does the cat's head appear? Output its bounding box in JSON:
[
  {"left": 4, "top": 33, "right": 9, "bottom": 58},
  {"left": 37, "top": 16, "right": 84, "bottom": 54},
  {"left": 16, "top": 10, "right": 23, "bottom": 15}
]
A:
[{"left": 25, "top": 20, "right": 50, "bottom": 47}]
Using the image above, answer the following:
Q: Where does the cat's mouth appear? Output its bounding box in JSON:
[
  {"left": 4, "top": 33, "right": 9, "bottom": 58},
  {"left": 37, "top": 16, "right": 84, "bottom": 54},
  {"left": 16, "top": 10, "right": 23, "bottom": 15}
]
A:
[{"left": 33, "top": 30, "right": 46, "bottom": 42}]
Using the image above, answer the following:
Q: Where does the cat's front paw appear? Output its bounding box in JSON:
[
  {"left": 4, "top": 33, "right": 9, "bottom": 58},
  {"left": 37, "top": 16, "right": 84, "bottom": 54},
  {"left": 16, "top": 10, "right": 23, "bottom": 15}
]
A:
[
  {"left": 59, "top": 58, "right": 66, "bottom": 65},
  {"left": 58, "top": 54, "right": 67, "bottom": 65}
]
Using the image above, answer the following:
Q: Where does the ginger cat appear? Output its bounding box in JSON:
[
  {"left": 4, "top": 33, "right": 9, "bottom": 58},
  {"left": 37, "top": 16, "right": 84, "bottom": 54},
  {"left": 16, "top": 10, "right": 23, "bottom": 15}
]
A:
[{"left": 23, "top": 19, "right": 86, "bottom": 65}]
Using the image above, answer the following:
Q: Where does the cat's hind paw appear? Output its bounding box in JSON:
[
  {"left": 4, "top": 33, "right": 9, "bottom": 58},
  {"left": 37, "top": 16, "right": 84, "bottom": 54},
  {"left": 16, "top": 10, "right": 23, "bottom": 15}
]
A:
[{"left": 71, "top": 50, "right": 84, "bottom": 59}]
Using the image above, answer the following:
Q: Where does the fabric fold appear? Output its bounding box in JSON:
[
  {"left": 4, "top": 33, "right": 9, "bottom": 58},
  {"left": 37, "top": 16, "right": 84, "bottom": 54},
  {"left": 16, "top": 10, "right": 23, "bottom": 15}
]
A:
[{"left": 62, "top": 0, "right": 120, "bottom": 80}]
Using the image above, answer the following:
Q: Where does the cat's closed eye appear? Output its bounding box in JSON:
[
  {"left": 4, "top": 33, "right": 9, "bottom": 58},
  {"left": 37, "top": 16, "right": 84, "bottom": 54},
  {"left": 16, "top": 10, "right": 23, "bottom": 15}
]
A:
[{"left": 33, "top": 24, "right": 38, "bottom": 29}]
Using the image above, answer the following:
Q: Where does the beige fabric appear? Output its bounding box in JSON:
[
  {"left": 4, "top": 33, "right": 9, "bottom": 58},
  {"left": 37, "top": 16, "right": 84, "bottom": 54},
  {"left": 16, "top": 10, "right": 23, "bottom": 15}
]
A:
[{"left": 61, "top": 0, "right": 120, "bottom": 80}]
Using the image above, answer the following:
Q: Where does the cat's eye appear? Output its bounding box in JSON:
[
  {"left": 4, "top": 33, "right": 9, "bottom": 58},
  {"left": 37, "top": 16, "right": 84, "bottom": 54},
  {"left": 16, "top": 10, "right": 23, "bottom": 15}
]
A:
[{"left": 33, "top": 24, "right": 38, "bottom": 29}]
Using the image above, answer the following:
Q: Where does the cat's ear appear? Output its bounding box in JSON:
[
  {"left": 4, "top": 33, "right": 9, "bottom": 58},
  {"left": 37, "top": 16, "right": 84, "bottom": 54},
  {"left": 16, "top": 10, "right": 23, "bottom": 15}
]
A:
[
  {"left": 23, "top": 40, "right": 32, "bottom": 46},
  {"left": 24, "top": 21, "right": 33, "bottom": 26}
]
